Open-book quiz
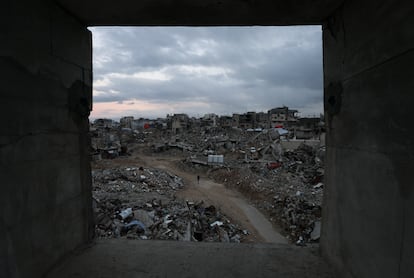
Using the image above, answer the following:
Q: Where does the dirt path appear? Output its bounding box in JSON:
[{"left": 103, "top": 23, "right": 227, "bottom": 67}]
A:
[{"left": 122, "top": 150, "right": 287, "bottom": 244}]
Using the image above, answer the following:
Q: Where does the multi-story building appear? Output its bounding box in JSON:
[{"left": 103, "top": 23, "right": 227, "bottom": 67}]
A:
[
  {"left": 171, "top": 113, "right": 189, "bottom": 134},
  {"left": 267, "top": 106, "right": 298, "bottom": 127},
  {"left": 232, "top": 113, "right": 240, "bottom": 128},
  {"left": 219, "top": 116, "right": 233, "bottom": 128},
  {"left": 120, "top": 116, "right": 134, "bottom": 129},
  {"left": 93, "top": 118, "right": 114, "bottom": 128},
  {"left": 255, "top": 112, "right": 269, "bottom": 128},
  {"left": 201, "top": 113, "right": 218, "bottom": 127},
  {"left": 238, "top": 112, "right": 256, "bottom": 129}
]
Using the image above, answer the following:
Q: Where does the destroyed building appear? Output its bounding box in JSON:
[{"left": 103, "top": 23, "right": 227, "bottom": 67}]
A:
[
  {"left": 232, "top": 113, "right": 240, "bottom": 128},
  {"left": 256, "top": 112, "right": 270, "bottom": 128},
  {"left": 201, "top": 113, "right": 218, "bottom": 127},
  {"left": 131, "top": 118, "right": 149, "bottom": 130},
  {"left": 238, "top": 112, "right": 256, "bottom": 129},
  {"left": 229, "top": 108, "right": 302, "bottom": 130},
  {"left": 290, "top": 116, "right": 324, "bottom": 140},
  {"left": 93, "top": 118, "right": 115, "bottom": 128},
  {"left": 120, "top": 116, "right": 134, "bottom": 129},
  {"left": 219, "top": 116, "right": 233, "bottom": 128},
  {"left": 268, "top": 106, "right": 298, "bottom": 128},
  {"left": 170, "top": 113, "right": 190, "bottom": 134}
]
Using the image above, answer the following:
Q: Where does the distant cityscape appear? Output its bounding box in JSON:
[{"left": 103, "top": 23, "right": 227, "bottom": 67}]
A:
[{"left": 92, "top": 106, "right": 324, "bottom": 140}]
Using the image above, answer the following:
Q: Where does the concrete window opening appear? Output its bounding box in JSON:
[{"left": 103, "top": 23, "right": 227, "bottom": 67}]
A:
[
  {"left": 88, "top": 26, "right": 325, "bottom": 246},
  {"left": 2, "top": 1, "right": 413, "bottom": 278}
]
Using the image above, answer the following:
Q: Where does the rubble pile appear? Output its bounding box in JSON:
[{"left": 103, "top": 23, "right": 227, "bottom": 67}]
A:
[
  {"left": 206, "top": 143, "right": 324, "bottom": 244},
  {"left": 93, "top": 167, "right": 184, "bottom": 195},
  {"left": 92, "top": 167, "right": 245, "bottom": 243},
  {"left": 126, "top": 127, "right": 324, "bottom": 245},
  {"left": 90, "top": 127, "right": 137, "bottom": 159},
  {"left": 90, "top": 116, "right": 325, "bottom": 246},
  {"left": 283, "top": 144, "right": 325, "bottom": 185},
  {"left": 272, "top": 193, "right": 322, "bottom": 245}
]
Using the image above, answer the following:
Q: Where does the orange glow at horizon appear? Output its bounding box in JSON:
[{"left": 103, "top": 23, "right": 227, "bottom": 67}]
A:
[{"left": 90, "top": 99, "right": 211, "bottom": 120}]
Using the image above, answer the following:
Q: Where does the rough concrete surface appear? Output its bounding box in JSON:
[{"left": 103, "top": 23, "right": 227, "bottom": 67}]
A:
[
  {"left": 46, "top": 239, "right": 333, "bottom": 278},
  {"left": 2, "top": 0, "right": 413, "bottom": 277},
  {"left": 1, "top": 2, "right": 93, "bottom": 278},
  {"left": 56, "top": 0, "right": 344, "bottom": 26},
  {"left": 322, "top": 1, "right": 414, "bottom": 277}
]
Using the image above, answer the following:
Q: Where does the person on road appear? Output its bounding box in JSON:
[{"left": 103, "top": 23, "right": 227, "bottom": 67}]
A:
[{"left": 197, "top": 175, "right": 200, "bottom": 184}]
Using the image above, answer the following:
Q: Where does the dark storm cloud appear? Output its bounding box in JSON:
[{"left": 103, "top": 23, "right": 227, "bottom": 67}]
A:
[{"left": 90, "top": 26, "right": 323, "bottom": 118}]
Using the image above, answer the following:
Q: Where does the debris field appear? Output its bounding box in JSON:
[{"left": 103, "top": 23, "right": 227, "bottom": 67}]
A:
[
  {"left": 93, "top": 166, "right": 247, "bottom": 243},
  {"left": 91, "top": 117, "right": 325, "bottom": 245}
]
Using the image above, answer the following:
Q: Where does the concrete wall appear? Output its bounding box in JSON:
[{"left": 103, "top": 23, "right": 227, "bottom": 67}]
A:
[
  {"left": 1, "top": 1, "right": 413, "bottom": 278},
  {"left": 56, "top": 0, "right": 344, "bottom": 26},
  {"left": 321, "top": 1, "right": 414, "bottom": 277},
  {"left": 0, "top": 1, "right": 93, "bottom": 277}
]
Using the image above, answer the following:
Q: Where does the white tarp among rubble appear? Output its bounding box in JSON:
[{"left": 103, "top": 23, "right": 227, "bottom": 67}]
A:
[
  {"left": 208, "top": 155, "right": 224, "bottom": 165},
  {"left": 276, "top": 128, "right": 289, "bottom": 136}
]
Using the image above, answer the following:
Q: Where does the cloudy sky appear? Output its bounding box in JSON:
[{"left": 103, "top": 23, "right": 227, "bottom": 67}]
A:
[{"left": 89, "top": 26, "right": 323, "bottom": 120}]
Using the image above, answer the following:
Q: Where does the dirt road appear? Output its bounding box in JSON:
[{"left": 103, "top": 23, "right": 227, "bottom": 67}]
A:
[{"left": 123, "top": 150, "right": 287, "bottom": 244}]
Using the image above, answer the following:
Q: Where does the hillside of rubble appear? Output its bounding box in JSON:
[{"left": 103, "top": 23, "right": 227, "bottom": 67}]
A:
[{"left": 91, "top": 123, "right": 325, "bottom": 245}]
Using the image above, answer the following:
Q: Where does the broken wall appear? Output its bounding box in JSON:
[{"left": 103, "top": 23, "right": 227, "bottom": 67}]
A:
[
  {"left": 0, "top": 1, "right": 93, "bottom": 277},
  {"left": 321, "top": 1, "right": 414, "bottom": 277}
]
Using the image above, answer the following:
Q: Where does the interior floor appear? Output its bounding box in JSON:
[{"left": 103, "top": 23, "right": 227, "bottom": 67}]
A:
[{"left": 46, "top": 239, "right": 333, "bottom": 278}]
